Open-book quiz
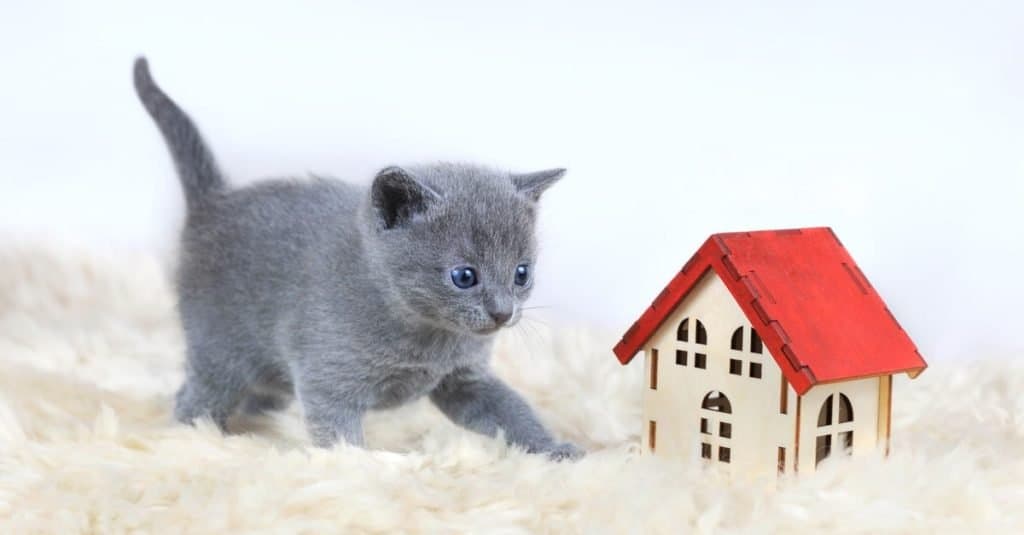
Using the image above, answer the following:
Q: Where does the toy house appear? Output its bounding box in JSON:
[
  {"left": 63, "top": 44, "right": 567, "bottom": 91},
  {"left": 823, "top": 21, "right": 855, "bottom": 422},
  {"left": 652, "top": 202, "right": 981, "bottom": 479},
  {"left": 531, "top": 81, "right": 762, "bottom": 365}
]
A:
[{"left": 613, "top": 227, "right": 927, "bottom": 476}]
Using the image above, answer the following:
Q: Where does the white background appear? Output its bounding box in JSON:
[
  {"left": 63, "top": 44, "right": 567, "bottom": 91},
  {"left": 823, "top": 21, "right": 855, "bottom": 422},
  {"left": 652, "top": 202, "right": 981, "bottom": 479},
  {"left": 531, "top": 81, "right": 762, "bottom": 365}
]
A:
[{"left": 2, "top": 1, "right": 1021, "bottom": 361}]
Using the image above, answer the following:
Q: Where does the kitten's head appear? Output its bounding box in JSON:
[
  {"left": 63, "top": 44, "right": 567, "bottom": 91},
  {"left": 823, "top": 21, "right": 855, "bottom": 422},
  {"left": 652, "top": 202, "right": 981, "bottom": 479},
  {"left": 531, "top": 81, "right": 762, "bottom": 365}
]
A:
[{"left": 363, "top": 163, "right": 564, "bottom": 335}]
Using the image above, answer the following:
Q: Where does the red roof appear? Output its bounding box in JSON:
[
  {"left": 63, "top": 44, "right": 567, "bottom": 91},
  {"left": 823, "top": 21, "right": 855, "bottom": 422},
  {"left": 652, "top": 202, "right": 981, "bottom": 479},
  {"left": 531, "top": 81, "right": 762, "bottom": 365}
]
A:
[{"left": 613, "top": 227, "right": 926, "bottom": 395}]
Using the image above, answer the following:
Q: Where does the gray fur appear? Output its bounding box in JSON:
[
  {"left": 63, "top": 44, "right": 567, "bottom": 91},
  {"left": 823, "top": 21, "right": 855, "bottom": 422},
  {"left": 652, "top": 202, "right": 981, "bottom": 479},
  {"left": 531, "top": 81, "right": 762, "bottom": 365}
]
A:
[
  {"left": 132, "top": 57, "right": 581, "bottom": 460},
  {"left": 134, "top": 59, "right": 225, "bottom": 211}
]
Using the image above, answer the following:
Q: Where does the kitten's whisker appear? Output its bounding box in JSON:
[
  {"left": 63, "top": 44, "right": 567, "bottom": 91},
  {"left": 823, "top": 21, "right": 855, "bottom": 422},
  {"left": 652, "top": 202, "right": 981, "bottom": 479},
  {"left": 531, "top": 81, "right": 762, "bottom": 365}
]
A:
[
  {"left": 521, "top": 314, "right": 550, "bottom": 328},
  {"left": 507, "top": 323, "right": 532, "bottom": 363},
  {"left": 517, "top": 315, "right": 548, "bottom": 362},
  {"left": 507, "top": 320, "right": 532, "bottom": 362},
  {"left": 520, "top": 323, "right": 538, "bottom": 362}
]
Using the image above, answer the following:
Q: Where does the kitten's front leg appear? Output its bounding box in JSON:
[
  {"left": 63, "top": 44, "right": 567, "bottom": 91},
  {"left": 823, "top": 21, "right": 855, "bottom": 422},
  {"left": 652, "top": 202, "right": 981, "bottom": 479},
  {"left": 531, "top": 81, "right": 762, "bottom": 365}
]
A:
[
  {"left": 295, "top": 371, "right": 368, "bottom": 448},
  {"left": 304, "top": 402, "right": 366, "bottom": 448},
  {"left": 429, "top": 365, "right": 583, "bottom": 461}
]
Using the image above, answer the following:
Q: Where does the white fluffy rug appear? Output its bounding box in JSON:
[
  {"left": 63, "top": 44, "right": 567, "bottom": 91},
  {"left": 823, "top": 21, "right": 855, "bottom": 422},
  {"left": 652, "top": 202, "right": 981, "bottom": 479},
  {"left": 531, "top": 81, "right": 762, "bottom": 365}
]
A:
[{"left": 1, "top": 246, "right": 1021, "bottom": 534}]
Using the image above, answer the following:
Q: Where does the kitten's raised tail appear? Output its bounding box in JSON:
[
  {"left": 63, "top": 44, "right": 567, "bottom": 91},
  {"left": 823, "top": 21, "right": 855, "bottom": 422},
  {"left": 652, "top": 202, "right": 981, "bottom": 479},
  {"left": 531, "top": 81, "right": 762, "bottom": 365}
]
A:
[{"left": 133, "top": 56, "right": 225, "bottom": 211}]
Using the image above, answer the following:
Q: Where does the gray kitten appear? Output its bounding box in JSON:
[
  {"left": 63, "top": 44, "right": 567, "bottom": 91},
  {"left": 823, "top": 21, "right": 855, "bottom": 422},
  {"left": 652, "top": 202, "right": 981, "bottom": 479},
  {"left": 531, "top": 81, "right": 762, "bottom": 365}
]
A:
[{"left": 132, "top": 57, "right": 582, "bottom": 460}]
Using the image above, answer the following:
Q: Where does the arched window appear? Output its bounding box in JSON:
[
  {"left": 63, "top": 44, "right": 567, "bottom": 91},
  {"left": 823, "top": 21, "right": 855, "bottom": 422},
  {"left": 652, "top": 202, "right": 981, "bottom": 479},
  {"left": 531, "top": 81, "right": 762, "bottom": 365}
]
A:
[
  {"left": 675, "top": 318, "right": 708, "bottom": 369},
  {"left": 839, "top": 395, "right": 853, "bottom": 423},
  {"left": 699, "top": 391, "right": 733, "bottom": 464},
  {"left": 728, "top": 326, "right": 764, "bottom": 378},
  {"left": 817, "top": 394, "right": 854, "bottom": 426},
  {"left": 730, "top": 327, "right": 743, "bottom": 351},
  {"left": 729, "top": 326, "right": 764, "bottom": 354},
  {"left": 701, "top": 390, "right": 732, "bottom": 413},
  {"left": 815, "top": 393, "right": 855, "bottom": 465},
  {"left": 677, "top": 318, "right": 707, "bottom": 344},
  {"left": 751, "top": 329, "right": 763, "bottom": 354}
]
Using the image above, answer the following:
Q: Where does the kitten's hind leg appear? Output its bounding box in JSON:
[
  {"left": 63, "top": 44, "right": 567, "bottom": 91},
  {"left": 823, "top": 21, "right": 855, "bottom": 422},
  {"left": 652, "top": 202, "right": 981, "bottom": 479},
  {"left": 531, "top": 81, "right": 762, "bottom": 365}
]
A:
[
  {"left": 174, "top": 373, "right": 247, "bottom": 431},
  {"left": 241, "top": 373, "right": 295, "bottom": 415},
  {"left": 175, "top": 305, "right": 272, "bottom": 430},
  {"left": 242, "top": 392, "right": 292, "bottom": 415}
]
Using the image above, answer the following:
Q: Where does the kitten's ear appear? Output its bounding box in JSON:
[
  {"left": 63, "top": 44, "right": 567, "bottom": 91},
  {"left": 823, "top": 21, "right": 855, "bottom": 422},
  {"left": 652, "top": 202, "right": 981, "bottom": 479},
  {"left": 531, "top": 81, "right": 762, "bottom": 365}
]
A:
[
  {"left": 371, "top": 166, "right": 441, "bottom": 229},
  {"left": 512, "top": 168, "right": 566, "bottom": 202}
]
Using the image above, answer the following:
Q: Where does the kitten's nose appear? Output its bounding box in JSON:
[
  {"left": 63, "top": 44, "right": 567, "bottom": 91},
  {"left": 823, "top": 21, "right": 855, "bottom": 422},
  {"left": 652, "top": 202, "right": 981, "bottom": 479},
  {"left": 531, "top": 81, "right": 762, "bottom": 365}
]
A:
[{"left": 488, "top": 309, "right": 513, "bottom": 326}]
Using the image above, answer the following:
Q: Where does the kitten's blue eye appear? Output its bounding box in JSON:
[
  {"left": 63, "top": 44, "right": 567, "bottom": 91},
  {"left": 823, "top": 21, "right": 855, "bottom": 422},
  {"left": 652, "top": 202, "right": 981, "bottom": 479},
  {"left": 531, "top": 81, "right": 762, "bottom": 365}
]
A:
[
  {"left": 514, "top": 264, "right": 530, "bottom": 286},
  {"left": 451, "top": 267, "right": 478, "bottom": 289}
]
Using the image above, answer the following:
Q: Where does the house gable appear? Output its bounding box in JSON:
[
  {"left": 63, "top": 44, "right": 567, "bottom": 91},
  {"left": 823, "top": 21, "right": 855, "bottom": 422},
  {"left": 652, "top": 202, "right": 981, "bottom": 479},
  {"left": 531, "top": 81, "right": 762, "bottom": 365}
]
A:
[
  {"left": 642, "top": 272, "right": 798, "bottom": 474},
  {"left": 795, "top": 376, "right": 881, "bottom": 473}
]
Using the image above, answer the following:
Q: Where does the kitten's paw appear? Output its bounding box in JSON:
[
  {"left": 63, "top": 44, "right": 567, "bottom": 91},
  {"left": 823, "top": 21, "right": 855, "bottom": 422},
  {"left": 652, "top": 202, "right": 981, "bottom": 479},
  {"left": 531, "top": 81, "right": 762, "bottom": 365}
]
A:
[{"left": 545, "top": 442, "right": 585, "bottom": 462}]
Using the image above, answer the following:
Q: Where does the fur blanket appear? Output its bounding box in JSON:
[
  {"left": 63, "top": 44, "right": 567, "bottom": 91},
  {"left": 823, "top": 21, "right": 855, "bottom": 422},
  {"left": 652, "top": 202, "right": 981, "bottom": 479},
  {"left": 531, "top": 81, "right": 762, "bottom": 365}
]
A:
[{"left": 0, "top": 246, "right": 1020, "bottom": 533}]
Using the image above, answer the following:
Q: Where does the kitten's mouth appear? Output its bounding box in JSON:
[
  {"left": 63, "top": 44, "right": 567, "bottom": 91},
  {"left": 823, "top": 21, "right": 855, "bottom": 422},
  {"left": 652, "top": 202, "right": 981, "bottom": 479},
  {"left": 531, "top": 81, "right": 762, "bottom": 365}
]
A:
[
  {"left": 472, "top": 318, "right": 518, "bottom": 336},
  {"left": 473, "top": 326, "right": 502, "bottom": 336}
]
